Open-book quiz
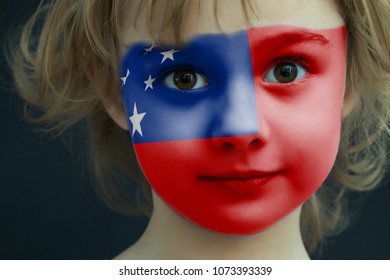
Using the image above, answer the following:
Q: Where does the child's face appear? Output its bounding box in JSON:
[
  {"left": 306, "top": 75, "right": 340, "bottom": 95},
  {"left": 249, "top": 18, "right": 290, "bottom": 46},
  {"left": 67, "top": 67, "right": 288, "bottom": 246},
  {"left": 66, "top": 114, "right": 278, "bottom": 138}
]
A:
[{"left": 120, "top": 0, "right": 346, "bottom": 234}]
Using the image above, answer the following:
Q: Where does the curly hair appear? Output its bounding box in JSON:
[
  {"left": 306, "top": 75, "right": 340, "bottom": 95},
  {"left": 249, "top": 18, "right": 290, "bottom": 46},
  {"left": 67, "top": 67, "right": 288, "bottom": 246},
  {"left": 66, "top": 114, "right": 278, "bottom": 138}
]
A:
[{"left": 8, "top": 0, "right": 390, "bottom": 254}]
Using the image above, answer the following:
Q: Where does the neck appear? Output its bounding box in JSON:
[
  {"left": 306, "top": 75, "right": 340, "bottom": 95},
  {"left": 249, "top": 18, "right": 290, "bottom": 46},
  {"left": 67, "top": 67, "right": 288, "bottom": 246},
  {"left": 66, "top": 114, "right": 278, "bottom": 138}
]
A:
[{"left": 116, "top": 193, "right": 310, "bottom": 260}]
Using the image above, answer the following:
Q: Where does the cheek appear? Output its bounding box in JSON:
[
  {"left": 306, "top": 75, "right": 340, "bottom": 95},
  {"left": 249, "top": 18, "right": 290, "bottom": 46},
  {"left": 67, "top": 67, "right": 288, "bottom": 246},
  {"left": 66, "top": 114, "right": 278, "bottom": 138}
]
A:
[{"left": 264, "top": 77, "right": 345, "bottom": 193}]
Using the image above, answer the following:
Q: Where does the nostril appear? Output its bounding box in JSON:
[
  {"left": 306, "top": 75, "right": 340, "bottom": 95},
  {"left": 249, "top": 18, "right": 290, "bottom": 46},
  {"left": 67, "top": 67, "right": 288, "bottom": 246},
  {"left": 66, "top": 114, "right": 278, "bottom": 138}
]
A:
[
  {"left": 220, "top": 141, "right": 235, "bottom": 150},
  {"left": 249, "top": 138, "right": 262, "bottom": 149}
]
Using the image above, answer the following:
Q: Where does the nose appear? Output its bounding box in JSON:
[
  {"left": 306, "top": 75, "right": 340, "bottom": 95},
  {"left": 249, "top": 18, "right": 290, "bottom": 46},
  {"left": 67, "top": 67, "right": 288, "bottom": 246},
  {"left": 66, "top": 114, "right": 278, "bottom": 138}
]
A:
[{"left": 209, "top": 77, "right": 269, "bottom": 151}]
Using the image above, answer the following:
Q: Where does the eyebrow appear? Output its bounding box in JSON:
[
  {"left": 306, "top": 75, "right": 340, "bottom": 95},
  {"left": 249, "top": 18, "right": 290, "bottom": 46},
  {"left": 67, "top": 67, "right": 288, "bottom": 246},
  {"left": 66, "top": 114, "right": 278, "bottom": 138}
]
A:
[{"left": 255, "top": 30, "right": 330, "bottom": 47}]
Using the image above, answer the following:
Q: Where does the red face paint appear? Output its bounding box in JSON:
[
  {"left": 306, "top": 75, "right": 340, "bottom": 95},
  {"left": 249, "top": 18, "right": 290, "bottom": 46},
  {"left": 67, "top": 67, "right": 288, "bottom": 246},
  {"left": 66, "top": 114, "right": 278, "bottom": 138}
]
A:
[{"left": 121, "top": 25, "right": 347, "bottom": 234}]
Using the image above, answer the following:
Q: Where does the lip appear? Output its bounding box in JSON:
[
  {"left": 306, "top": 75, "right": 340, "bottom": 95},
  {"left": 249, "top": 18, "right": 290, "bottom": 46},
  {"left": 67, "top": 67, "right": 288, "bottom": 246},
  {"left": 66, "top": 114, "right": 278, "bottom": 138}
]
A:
[{"left": 199, "top": 170, "right": 283, "bottom": 192}]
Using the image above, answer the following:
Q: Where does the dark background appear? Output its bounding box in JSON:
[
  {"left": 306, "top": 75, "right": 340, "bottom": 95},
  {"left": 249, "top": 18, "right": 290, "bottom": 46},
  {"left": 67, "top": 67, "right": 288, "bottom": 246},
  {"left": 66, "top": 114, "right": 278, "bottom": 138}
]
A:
[{"left": 1, "top": 0, "right": 389, "bottom": 260}]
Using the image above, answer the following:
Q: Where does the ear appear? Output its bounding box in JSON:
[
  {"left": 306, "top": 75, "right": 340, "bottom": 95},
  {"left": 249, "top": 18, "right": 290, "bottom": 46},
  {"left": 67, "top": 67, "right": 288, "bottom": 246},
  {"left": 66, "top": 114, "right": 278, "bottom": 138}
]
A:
[
  {"left": 86, "top": 62, "right": 129, "bottom": 130},
  {"left": 101, "top": 94, "right": 129, "bottom": 131},
  {"left": 342, "top": 88, "right": 354, "bottom": 118}
]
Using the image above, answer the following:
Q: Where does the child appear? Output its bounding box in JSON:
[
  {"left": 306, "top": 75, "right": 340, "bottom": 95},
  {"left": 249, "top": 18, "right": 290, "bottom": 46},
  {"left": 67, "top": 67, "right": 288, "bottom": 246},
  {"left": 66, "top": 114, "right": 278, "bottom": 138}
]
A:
[{"left": 9, "top": 0, "right": 390, "bottom": 259}]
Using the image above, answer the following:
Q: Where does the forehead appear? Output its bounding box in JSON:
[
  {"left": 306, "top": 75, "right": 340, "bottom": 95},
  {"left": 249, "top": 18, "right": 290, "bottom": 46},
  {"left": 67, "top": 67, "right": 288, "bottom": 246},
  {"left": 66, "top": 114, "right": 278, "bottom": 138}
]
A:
[{"left": 120, "top": 0, "right": 344, "bottom": 50}]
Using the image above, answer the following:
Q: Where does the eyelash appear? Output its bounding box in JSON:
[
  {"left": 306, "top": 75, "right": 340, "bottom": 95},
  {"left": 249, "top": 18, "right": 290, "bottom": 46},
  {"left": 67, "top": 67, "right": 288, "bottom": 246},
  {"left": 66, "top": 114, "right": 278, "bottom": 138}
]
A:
[
  {"left": 272, "top": 54, "right": 311, "bottom": 71},
  {"left": 159, "top": 65, "right": 203, "bottom": 80},
  {"left": 160, "top": 66, "right": 209, "bottom": 91},
  {"left": 262, "top": 54, "right": 311, "bottom": 84}
]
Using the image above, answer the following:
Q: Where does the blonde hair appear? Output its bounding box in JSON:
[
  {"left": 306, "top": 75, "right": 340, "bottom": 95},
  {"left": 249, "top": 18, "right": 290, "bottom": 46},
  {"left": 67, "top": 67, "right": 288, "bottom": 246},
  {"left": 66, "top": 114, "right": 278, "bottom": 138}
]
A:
[{"left": 9, "top": 0, "right": 390, "bottom": 254}]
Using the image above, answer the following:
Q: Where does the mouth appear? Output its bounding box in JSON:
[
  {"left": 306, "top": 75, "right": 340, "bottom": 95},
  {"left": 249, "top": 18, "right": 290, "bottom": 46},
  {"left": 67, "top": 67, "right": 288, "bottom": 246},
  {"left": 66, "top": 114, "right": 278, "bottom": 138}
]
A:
[{"left": 198, "top": 170, "right": 283, "bottom": 192}]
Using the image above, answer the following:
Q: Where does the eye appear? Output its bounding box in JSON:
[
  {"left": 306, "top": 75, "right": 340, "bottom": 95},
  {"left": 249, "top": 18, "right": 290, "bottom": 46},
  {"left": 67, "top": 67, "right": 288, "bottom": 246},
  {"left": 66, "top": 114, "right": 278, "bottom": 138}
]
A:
[
  {"left": 164, "top": 69, "right": 209, "bottom": 90},
  {"left": 264, "top": 61, "right": 307, "bottom": 83}
]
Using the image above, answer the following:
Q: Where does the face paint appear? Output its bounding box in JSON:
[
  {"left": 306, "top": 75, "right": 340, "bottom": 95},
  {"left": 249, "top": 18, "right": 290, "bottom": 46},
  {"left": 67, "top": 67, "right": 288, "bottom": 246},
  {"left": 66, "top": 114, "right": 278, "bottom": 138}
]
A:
[{"left": 120, "top": 25, "right": 347, "bottom": 235}]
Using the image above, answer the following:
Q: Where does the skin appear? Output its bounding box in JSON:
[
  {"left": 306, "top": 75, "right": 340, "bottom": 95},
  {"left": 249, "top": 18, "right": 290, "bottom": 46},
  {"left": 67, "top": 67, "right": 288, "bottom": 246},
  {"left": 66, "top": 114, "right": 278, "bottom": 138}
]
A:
[{"left": 107, "top": 0, "right": 345, "bottom": 259}]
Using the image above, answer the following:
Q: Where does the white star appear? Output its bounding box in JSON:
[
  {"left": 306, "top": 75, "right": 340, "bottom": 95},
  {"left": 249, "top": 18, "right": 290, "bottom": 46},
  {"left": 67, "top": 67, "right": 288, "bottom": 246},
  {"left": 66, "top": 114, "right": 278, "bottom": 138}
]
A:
[
  {"left": 120, "top": 69, "right": 130, "bottom": 86},
  {"left": 144, "top": 74, "right": 156, "bottom": 91},
  {"left": 143, "top": 42, "right": 159, "bottom": 55},
  {"left": 160, "top": 49, "right": 180, "bottom": 64},
  {"left": 129, "top": 102, "right": 146, "bottom": 137}
]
